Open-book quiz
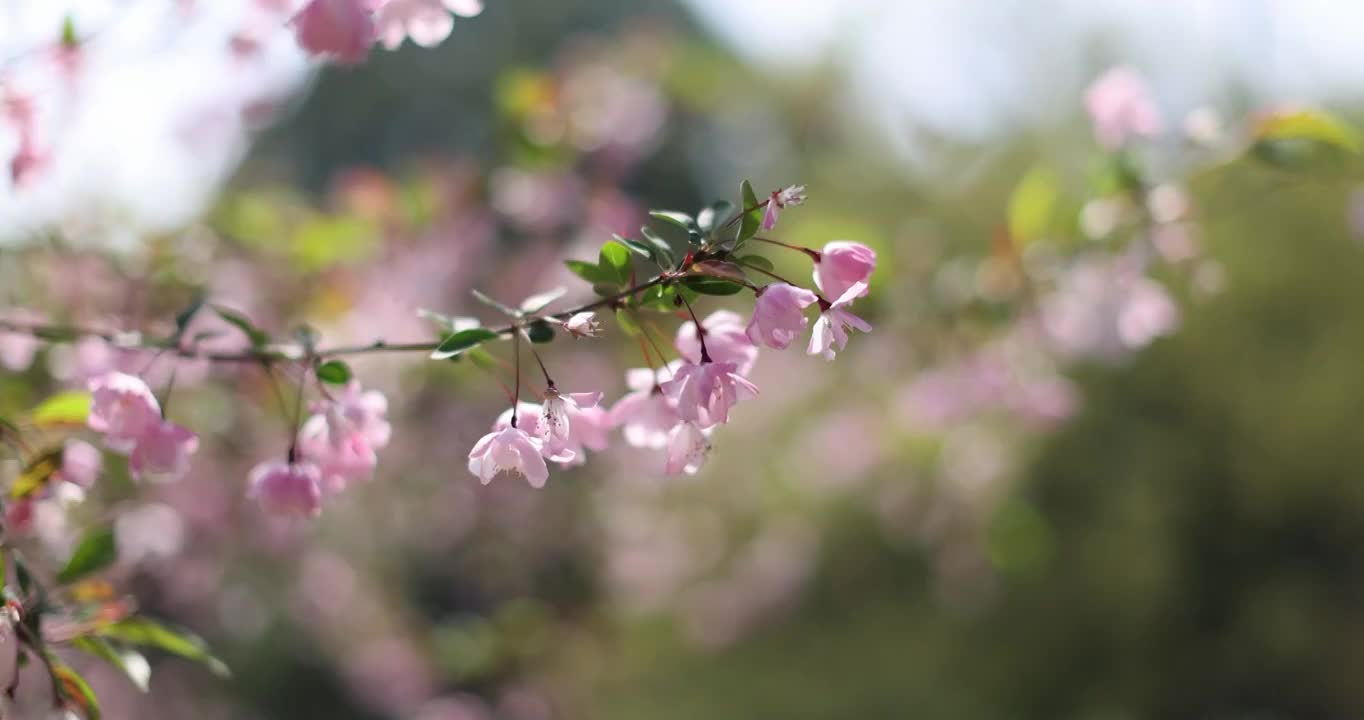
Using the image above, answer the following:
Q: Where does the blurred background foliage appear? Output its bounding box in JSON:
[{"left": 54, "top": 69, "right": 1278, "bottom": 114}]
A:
[{"left": 11, "top": 0, "right": 1364, "bottom": 718}]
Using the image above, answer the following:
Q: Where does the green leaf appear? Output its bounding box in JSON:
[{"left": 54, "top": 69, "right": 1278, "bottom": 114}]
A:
[
  {"left": 615, "top": 309, "right": 642, "bottom": 337},
  {"left": 617, "top": 235, "right": 658, "bottom": 263},
  {"left": 737, "top": 180, "right": 763, "bottom": 245},
  {"left": 1007, "top": 166, "right": 1059, "bottom": 245},
  {"left": 598, "top": 241, "right": 632, "bottom": 286},
  {"left": 30, "top": 391, "right": 91, "bottom": 428},
  {"left": 635, "top": 284, "right": 678, "bottom": 312},
  {"left": 591, "top": 283, "right": 619, "bottom": 298},
  {"left": 173, "top": 294, "right": 205, "bottom": 335},
  {"left": 526, "top": 320, "right": 555, "bottom": 344},
  {"left": 690, "top": 260, "right": 750, "bottom": 285},
  {"left": 72, "top": 637, "right": 150, "bottom": 692},
  {"left": 470, "top": 289, "right": 521, "bottom": 318},
  {"left": 10, "top": 448, "right": 64, "bottom": 500},
  {"left": 431, "top": 328, "right": 501, "bottom": 360},
  {"left": 519, "top": 287, "right": 566, "bottom": 314},
  {"left": 97, "top": 618, "right": 229, "bottom": 677},
  {"left": 697, "top": 201, "right": 735, "bottom": 234},
  {"left": 564, "top": 260, "right": 612, "bottom": 285},
  {"left": 315, "top": 360, "right": 352, "bottom": 385},
  {"left": 51, "top": 658, "right": 101, "bottom": 719},
  {"left": 639, "top": 226, "right": 676, "bottom": 268},
  {"left": 1254, "top": 108, "right": 1361, "bottom": 153},
  {"left": 211, "top": 305, "right": 269, "bottom": 348},
  {"left": 682, "top": 277, "right": 745, "bottom": 296},
  {"left": 734, "top": 254, "right": 773, "bottom": 272},
  {"left": 58, "top": 528, "right": 117, "bottom": 585},
  {"left": 648, "top": 210, "right": 695, "bottom": 230}
]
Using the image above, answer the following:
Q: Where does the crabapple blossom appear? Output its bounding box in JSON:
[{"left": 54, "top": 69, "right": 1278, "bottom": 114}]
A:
[
  {"left": 661, "top": 361, "right": 759, "bottom": 429},
  {"left": 1085, "top": 66, "right": 1162, "bottom": 151},
  {"left": 812, "top": 241, "right": 876, "bottom": 302},
  {"left": 747, "top": 283, "right": 818, "bottom": 350},
  {"left": 808, "top": 282, "right": 872, "bottom": 361},
  {"left": 761, "top": 185, "right": 806, "bottom": 231},
  {"left": 290, "top": 0, "right": 377, "bottom": 65},
  {"left": 493, "top": 403, "right": 577, "bottom": 464},
  {"left": 0, "top": 310, "right": 42, "bottom": 371},
  {"left": 248, "top": 461, "right": 324, "bottom": 517},
  {"left": 129, "top": 420, "right": 200, "bottom": 483},
  {"left": 467, "top": 426, "right": 551, "bottom": 488},
  {"left": 55, "top": 440, "right": 101, "bottom": 489},
  {"left": 376, "top": 0, "right": 484, "bottom": 50},
  {"left": 87, "top": 372, "right": 162, "bottom": 452},
  {"left": 675, "top": 311, "right": 759, "bottom": 376},
  {"left": 564, "top": 312, "right": 602, "bottom": 338},
  {"left": 664, "top": 421, "right": 710, "bottom": 476},
  {"left": 297, "top": 413, "right": 378, "bottom": 493},
  {"left": 538, "top": 388, "right": 603, "bottom": 444},
  {"left": 610, "top": 365, "right": 683, "bottom": 449},
  {"left": 321, "top": 381, "right": 392, "bottom": 450}
]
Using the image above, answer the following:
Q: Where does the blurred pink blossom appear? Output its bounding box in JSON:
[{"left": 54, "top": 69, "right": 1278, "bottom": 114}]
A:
[
  {"left": 675, "top": 310, "right": 759, "bottom": 376},
  {"left": 129, "top": 420, "right": 199, "bottom": 482},
  {"left": 1084, "top": 66, "right": 1162, "bottom": 150},
  {"left": 87, "top": 372, "right": 161, "bottom": 452},
  {"left": 664, "top": 421, "right": 709, "bottom": 476},
  {"left": 375, "top": 0, "right": 483, "bottom": 50},
  {"left": 56, "top": 440, "right": 101, "bottom": 489},
  {"left": 610, "top": 365, "right": 681, "bottom": 449},
  {"left": 0, "top": 309, "right": 42, "bottom": 371},
  {"left": 290, "top": 0, "right": 377, "bottom": 65},
  {"left": 248, "top": 461, "right": 324, "bottom": 517}
]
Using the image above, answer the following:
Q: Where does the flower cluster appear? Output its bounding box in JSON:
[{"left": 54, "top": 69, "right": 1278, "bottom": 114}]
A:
[
  {"left": 87, "top": 372, "right": 199, "bottom": 483},
  {"left": 291, "top": 0, "right": 484, "bottom": 64}
]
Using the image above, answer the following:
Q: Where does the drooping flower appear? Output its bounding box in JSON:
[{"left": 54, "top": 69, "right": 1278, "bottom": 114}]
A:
[
  {"left": 248, "top": 461, "right": 324, "bottom": 517},
  {"left": 747, "top": 283, "right": 818, "bottom": 350},
  {"left": 129, "top": 420, "right": 199, "bottom": 482},
  {"left": 675, "top": 311, "right": 759, "bottom": 376},
  {"left": 467, "top": 426, "right": 550, "bottom": 488},
  {"left": 87, "top": 372, "right": 161, "bottom": 452},
  {"left": 322, "top": 381, "right": 392, "bottom": 450},
  {"left": 761, "top": 185, "right": 806, "bottom": 231},
  {"left": 564, "top": 312, "right": 601, "bottom": 339},
  {"left": 661, "top": 361, "right": 759, "bottom": 429},
  {"left": 538, "top": 387, "right": 603, "bottom": 444},
  {"left": 664, "top": 421, "right": 710, "bottom": 476},
  {"left": 290, "top": 0, "right": 378, "bottom": 65},
  {"left": 493, "top": 403, "right": 577, "bottom": 464},
  {"left": 375, "top": 0, "right": 483, "bottom": 50},
  {"left": 1084, "top": 66, "right": 1162, "bottom": 151},
  {"left": 55, "top": 440, "right": 101, "bottom": 489},
  {"left": 297, "top": 413, "right": 378, "bottom": 493},
  {"left": 808, "top": 282, "right": 872, "bottom": 361},
  {"left": 812, "top": 241, "right": 876, "bottom": 302},
  {"left": 0, "top": 309, "right": 41, "bottom": 371},
  {"left": 610, "top": 366, "right": 682, "bottom": 449}
]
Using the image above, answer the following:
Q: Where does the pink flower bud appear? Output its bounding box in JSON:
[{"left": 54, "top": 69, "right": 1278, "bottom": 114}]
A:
[
  {"left": 248, "top": 461, "right": 324, "bottom": 517},
  {"left": 812, "top": 241, "right": 876, "bottom": 302},
  {"left": 564, "top": 312, "right": 601, "bottom": 339},
  {"left": 88, "top": 372, "right": 161, "bottom": 453},
  {"left": 760, "top": 185, "right": 806, "bottom": 231},
  {"left": 808, "top": 282, "right": 872, "bottom": 361},
  {"left": 129, "top": 420, "right": 199, "bottom": 483},
  {"left": 290, "top": 0, "right": 378, "bottom": 65},
  {"left": 746, "top": 283, "right": 818, "bottom": 350},
  {"left": 467, "top": 426, "right": 550, "bottom": 488},
  {"left": 660, "top": 361, "right": 759, "bottom": 429}
]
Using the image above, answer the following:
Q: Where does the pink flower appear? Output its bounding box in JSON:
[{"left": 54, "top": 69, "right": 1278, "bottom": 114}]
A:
[
  {"left": 661, "top": 361, "right": 759, "bottom": 429},
  {"left": 4, "top": 500, "right": 33, "bottom": 536},
  {"left": 248, "top": 461, "right": 324, "bottom": 517},
  {"left": 1085, "top": 66, "right": 1162, "bottom": 151},
  {"left": 467, "top": 426, "right": 550, "bottom": 488},
  {"left": 129, "top": 420, "right": 199, "bottom": 482},
  {"left": 675, "top": 311, "right": 759, "bottom": 376},
  {"left": 55, "top": 441, "right": 101, "bottom": 489},
  {"left": 0, "top": 309, "right": 42, "bottom": 371},
  {"left": 297, "top": 414, "right": 378, "bottom": 493},
  {"left": 747, "top": 283, "right": 818, "bottom": 350},
  {"left": 538, "top": 388, "right": 603, "bottom": 444},
  {"left": 761, "top": 185, "right": 806, "bottom": 231},
  {"left": 564, "top": 312, "right": 601, "bottom": 339},
  {"left": 808, "top": 282, "right": 872, "bottom": 360},
  {"left": 493, "top": 403, "right": 577, "bottom": 464},
  {"left": 375, "top": 0, "right": 482, "bottom": 50},
  {"left": 320, "top": 381, "right": 391, "bottom": 450},
  {"left": 610, "top": 366, "right": 682, "bottom": 449},
  {"left": 290, "top": 0, "right": 378, "bottom": 65},
  {"left": 813, "top": 241, "right": 876, "bottom": 301},
  {"left": 664, "top": 421, "right": 710, "bottom": 476},
  {"left": 88, "top": 372, "right": 161, "bottom": 452}
]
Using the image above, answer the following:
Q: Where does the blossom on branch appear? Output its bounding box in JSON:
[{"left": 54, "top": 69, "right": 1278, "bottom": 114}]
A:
[
  {"left": 467, "top": 426, "right": 550, "bottom": 488},
  {"left": 661, "top": 361, "right": 758, "bottom": 429},
  {"left": 88, "top": 372, "right": 162, "bottom": 452},
  {"left": 747, "top": 283, "right": 818, "bottom": 350},
  {"left": 812, "top": 241, "right": 876, "bottom": 302},
  {"left": 248, "top": 461, "right": 324, "bottom": 517},
  {"left": 808, "top": 282, "right": 872, "bottom": 361}
]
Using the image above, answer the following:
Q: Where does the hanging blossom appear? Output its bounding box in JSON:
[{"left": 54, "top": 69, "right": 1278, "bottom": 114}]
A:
[
  {"left": 747, "top": 283, "right": 818, "bottom": 350},
  {"left": 761, "top": 185, "right": 806, "bottom": 231},
  {"left": 675, "top": 311, "right": 759, "bottom": 376},
  {"left": 562, "top": 312, "right": 601, "bottom": 339},
  {"left": 87, "top": 372, "right": 199, "bottom": 482},
  {"left": 296, "top": 380, "right": 391, "bottom": 493},
  {"left": 812, "top": 241, "right": 876, "bottom": 302},
  {"left": 809, "top": 282, "right": 872, "bottom": 361},
  {"left": 248, "top": 461, "right": 324, "bottom": 517},
  {"left": 610, "top": 365, "right": 683, "bottom": 450},
  {"left": 661, "top": 361, "right": 759, "bottom": 429},
  {"left": 467, "top": 425, "right": 550, "bottom": 488},
  {"left": 664, "top": 421, "right": 710, "bottom": 476}
]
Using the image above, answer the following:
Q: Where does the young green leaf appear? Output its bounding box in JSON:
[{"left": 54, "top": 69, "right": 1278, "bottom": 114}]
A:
[
  {"left": 211, "top": 305, "right": 269, "bottom": 348},
  {"left": 520, "top": 287, "right": 567, "bottom": 314},
  {"left": 51, "top": 658, "right": 102, "bottom": 719},
  {"left": 734, "top": 254, "right": 774, "bottom": 272},
  {"left": 638, "top": 226, "right": 676, "bottom": 268},
  {"left": 1253, "top": 108, "right": 1361, "bottom": 153},
  {"left": 173, "top": 293, "right": 205, "bottom": 335},
  {"left": 315, "top": 360, "right": 352, "bottom": 385},
  {"left": 431, "top": 328, "right": 501, "bottom": 360},
  {"left": 737, "top": 180, "right": 763, "bottom": 245},
  {"left": 470, "top": 289, "right": 521, "bottom": 317},
  {"left": 615, "top": 309, "right": 642, "bottom": 337},
  {"left": 97, "top": 618, "right": 230, "bottom": 677},
  {"left": 1008, "top": 166, "right": 1059, "bottom": 245},
  {"left": 682, "top": 277, "right": 745, "bottom": 296},
  {"left": 57, "top": 527, "right": 117, "bottom": 585},
  {"left": 72, "top": 637, "right": 151, "bottom": 692},
  {"left": 617, "top": 235, "right": 658, "bottom": 263},
  {"left": 564, "top": 259, "right": 611, "bottom": 285},
  {"left": 30, "top": 391, "right": 91, "bottom": 428},
  {"left": 648, "top": 210, "right": 695, "bottom": 230},
  {"left": 598, "top": 241, "right": 633, "bottom": 286},
  {"left": 690, "top": 260, "right": 750, "bottom": 285}
]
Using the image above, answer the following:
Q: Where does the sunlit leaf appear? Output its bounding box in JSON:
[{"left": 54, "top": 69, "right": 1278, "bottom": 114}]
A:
[
  {"left": 50, "top": 657, "right": 101, "bottom": 719},
  {"left": 10, "top": 448, "right": 63, "bottom": 500},
  {"left": 734, "top": 254, "right": 773, "bottom": 272},
  {"left": 431, "top": 328, "right": 501, "bottom": 360},
  {"left": 57, "top": 528, "right": 117, "bottom": 585},
  {"left": 211, "top": 305, "right": 269, "bottom": 348},
  {"left": 1008, "top": 166, "right": 1060, "bottom": 245},
  {"left": 615, "top": 309, "right": 642, "bottom": 337},
  {"left": 416, "top": 309, "right": 480, "bottom": 334},
  {"left": 638, "top": 226, "right": 676, "bottom": 268},
  {"left": 564, "top": 260, "right": 613, "bottom": 285},
  {"left": 690, "top": 260, "right": 749, "bottom": 285},
  {"left": 598, "top": 241, "right": 632, "bottom": 286},
  {"left": 97, "top": 618, "right": 229, "bottom": 677},
  {"left": 30, "top": 391, "right": 91, "bottom": 428},
  {"left": 470, "top": 289, "right": 521, "bottom": 318},
  {"left": 697, "top": 201, "right": 734, "bottom": 235},
  {"left": 72, "top": 637, "right": 150, "bottom": 692},
  {"left": 519, "top": 287, "right": 566, "bottom": 314},
  {"left": 1253, "top": 107, "right": 1361, "bottom": 153},
  {"left": 737, "top": 180, "right": 762, "bottom": 245},
  {"left": 315, "top": 360, "right": 352, "bottom": 385},
  {"left": 648, "top": 210, "right": 694, "bottom": 230}
]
